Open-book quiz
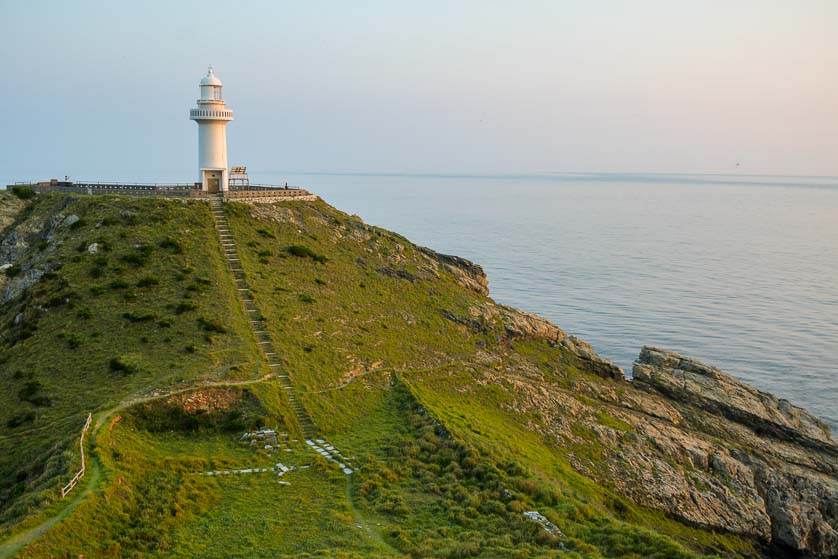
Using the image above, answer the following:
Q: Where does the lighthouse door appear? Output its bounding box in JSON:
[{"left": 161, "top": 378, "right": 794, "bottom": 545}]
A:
[{"left": 207, "top": 178, "right": 220, "bottom": 193}]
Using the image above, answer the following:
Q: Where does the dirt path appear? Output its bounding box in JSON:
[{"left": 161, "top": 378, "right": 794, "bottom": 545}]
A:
[
  {"left": 0, "top": 454, "right": 101, "bottom": 559},
  {"left": 0, "top": 372, "right": 277, "bottom": 557}
]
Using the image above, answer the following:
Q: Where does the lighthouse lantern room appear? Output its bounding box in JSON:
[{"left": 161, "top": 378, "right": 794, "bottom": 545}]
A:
[{"left": 189, "top": 66, "right": 234, "bottom": 192}]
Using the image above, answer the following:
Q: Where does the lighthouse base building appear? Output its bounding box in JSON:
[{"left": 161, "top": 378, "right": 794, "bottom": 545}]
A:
[{"left": 189, "top": 67, "right": 234, "bottom": 192}]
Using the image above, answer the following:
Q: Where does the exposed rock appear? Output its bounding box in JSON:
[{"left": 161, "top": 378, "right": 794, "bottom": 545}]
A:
[
  {"left": 62, "top": 214, "right": 79, "bottom": 227},
  {"left": 1, "top": 195, "right": 74, "bottom": 303},
  {"left": 87, "top": 242, "right": 98, "bottom": 254},
  {"left": 376, "top": 266, "right": 416, "bottom": 282},
  {"left": 460, "top": 302, "right": 624, "bottom": 380},
  {"left": 496, "top": 344, "right": 837, "bottom": 556},
  {"left": 418, "top": 246, "right": 489, "bottom": 296},
  {"left": 633, "top": 346, "right": 834, "bottom": 451},
  {"left": 0, "top": 193, "right": 26, "bottom": 234}
]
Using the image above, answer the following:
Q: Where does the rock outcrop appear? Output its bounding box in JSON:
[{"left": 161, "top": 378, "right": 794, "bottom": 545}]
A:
[
  {"left": 630, "top": 347, "right": 838, "bottom": 556},
  {"left": 456, "top": 301, "right": 624, "bottom": 380},
  {"left": 418, "top": 246, "right": 490, "bottom": 296},
  {"left": 633, "top": 346, "right": 835, "bottom": 451},
  {"left": 500, "top": 344, "right": 837, "bottom": 556},
  {"left": 0, "top": 194, "right": 73, "bottom": 303}
]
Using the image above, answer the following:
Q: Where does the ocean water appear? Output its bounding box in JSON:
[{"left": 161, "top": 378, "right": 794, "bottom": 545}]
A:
[{"left": 260, "top": 172, "right": 838, "bottom": 430}]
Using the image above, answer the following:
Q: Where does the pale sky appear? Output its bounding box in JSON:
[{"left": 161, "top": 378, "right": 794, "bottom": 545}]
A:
[{"left": 2, "top": 0, "right": 836, "bottom": 182}]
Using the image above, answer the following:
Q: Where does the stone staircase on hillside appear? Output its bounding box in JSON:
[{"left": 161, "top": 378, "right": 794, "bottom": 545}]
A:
[{"left": 208, "top": 195, "right": 318, "bottom": 439}]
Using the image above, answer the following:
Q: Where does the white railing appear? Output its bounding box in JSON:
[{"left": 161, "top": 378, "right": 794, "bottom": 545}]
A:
[
  {"left": 189, "top": 109, "right": 233, "bottom": 119},
  {"left": 61, "top": 413, "right": 92, "bottom": 498}
]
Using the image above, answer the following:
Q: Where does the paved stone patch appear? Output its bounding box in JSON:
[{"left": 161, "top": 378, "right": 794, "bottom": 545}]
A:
[{"left": 305, "top": 439, "right": 354, "bottom": 474}]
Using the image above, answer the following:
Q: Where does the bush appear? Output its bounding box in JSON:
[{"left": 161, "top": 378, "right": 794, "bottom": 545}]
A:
[
  {"left": 120, "top": 252, "right": 148, "bottom": 267},
  {"left": 286, "top": 245, "right": 328, "bottom": 263},
  {"left": 10, "top": 186, "right": 35, "bottom": 200},
  {"left": 159, "top": 236, "right": 183, "bottom": 253},
  {"left": 3, "top": 264, "right": 21, "bottom": 278},
  {"left": 137, "top": 275, "right": 160, "bottom": 287},
  {"left": 6, "top": 412, "right": 35, "bottom": 428},
  {"left": 256, "top": 227, "right": 276, "bottom": 239},
  {"left": 198, "top": 317, "right": 226, "bottom": 333},
  {"left": 109, "top": 279, "right": 130, "bottom": 290},
  {"left": 122, "top": 312, "right": 157, "bottom": 323},
  {"left": 109, "top": 356, "right": 137, "bottom": 375},
  {"left": 174, "top": 302, "right": 198, "bottom": 314},
  {"left": 298, "top": 293, "right": 315, "bottom": 303}
]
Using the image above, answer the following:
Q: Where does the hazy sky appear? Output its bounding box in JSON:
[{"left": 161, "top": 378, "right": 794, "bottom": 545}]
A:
[{"left": 2, "top": 1, "right": 836, "bottom": 182}]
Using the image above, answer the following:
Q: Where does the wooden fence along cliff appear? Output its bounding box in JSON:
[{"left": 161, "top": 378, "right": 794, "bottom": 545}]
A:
[{"left": 61, "top": 413, "right": 92, "bottom": 498}]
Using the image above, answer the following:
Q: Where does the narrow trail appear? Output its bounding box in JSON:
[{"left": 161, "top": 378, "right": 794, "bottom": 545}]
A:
[
  {"left": 0, "top": 372, "right": 280, "bottom": 558},
  {"left": 0, "top": 455, "right": 101, "bottom": 559}
]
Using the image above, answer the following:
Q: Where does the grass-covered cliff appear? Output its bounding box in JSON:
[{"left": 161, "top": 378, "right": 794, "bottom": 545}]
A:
[{"left": 0, "top": 191, "right": 834, "bottom": 558}]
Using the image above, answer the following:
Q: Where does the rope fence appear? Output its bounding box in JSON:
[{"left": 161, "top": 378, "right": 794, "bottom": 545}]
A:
[{"left": 61, "top": 413, "right": 92, "bottom": 498}]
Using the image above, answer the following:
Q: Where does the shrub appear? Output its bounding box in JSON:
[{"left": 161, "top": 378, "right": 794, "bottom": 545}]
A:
[
  {"left": 120, "top": 252, "right": 148, "bottom": 267},
  {"left": 198, "top": 317, "right": 226, "bottom": 333},
  {"left": 4, "top": 264, "right": 21, "bottom": 278},
  {"left": 174, "top": 302, "right": 198, "bottom": 314},
  {"left": 137, "top": 275, "right": 160, "bottom": 288},
  {"left": 66, "top": 334, "right": 83, "bottom": 349},
  {"left": 18, "top": 381, "right": 43, "bottom": 401},
  {"left": 122, "top": 312, "right": 157, "bottom": 323},
  {"left": 109, "top": 356, "right": 137, "bottom": 375},
  {"left": 69, "top": 218, "right": 86, "bottom": 230},
  {"left": 109, "top": 279, "right": 130, "bottom": 290},
  {"left": 298, "top": 293, "right": 315, "bottom": 303},
  {"left": 256, "top": 227, "right": 276, "bottom": 239},
  {"left": 10, "top": 186, "right": 35, "bottom": 200},
  {"left": 35, "top": 239, "right": 48, "bottom": 251},
  {"left": 286, "top": 245, "right": 328, "bottom": 263},
  {"left": 158, "top": 236, "right": 183, "bottom": 253},
  {"left": 6, "top": 412, "right": 35, "bottom": 428}
]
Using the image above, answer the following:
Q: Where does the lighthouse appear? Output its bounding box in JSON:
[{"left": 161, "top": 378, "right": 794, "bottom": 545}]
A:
[{"left": 189, "top": 66, "right": 234, "bottom": 192}]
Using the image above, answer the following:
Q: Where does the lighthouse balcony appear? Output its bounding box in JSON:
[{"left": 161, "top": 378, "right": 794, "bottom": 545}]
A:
[{"left": 189, "top": 109, "right": 234, "bottom": 121}]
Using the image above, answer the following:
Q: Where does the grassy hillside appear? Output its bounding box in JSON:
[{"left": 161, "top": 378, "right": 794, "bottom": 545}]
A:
[
  {"left": 0, "top": 193, "right": 265, "bottom": 536},
  {"left": 0, "top": 192, "right": 760, "bottom": 558}
]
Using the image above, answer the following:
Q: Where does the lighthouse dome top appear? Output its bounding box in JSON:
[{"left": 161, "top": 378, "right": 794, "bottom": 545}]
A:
[{"left": 200, "top": 66, "right": 222, "bottom": 87}]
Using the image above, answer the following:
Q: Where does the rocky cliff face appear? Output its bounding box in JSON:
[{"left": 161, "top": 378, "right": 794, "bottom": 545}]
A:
[
  {"left": 541, "top": 346, "right": 836, "bottom": 556},
  {"left": 632, "top": 347, "right": 837, "bottom": 556},
  {"left": 417, "top": 246, "right": 490, "bottom": 296},
  {"left": 0, "top": 194, "right": 75, "bottom": 304},
  {"left": 490, "top": 332, "right": 836, "bottom": 556}
]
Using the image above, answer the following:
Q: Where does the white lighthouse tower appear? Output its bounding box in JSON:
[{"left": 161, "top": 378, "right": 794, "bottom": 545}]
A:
[{"left": 189, "top": 66, "right": 234, "bottom": 192}]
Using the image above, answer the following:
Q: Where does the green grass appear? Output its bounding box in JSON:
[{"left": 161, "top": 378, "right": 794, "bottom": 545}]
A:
[
  {"left": 0, "top": 194, "right": 266, "bottom": 535},
  {"left": 1, "top": 194, "right": 762, "bottom": 557}
]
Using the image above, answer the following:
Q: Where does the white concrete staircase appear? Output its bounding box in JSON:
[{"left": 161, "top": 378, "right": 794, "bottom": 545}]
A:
[{"left": 209, "top": 195, "right": 318, "bottom": 439}]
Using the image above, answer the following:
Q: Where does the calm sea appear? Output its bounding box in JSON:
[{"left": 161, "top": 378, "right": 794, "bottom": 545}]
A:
[
  {"left": 266, "top": 172, "right": 838, "bottom": 430},
  {"left": 3, "top": 171, "right": 836, "bottom": 429}
]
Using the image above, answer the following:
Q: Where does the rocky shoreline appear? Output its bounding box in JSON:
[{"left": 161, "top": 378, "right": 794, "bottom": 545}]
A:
[{"left": 438, "top": 254, "right": 836, "bottom": 556}]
